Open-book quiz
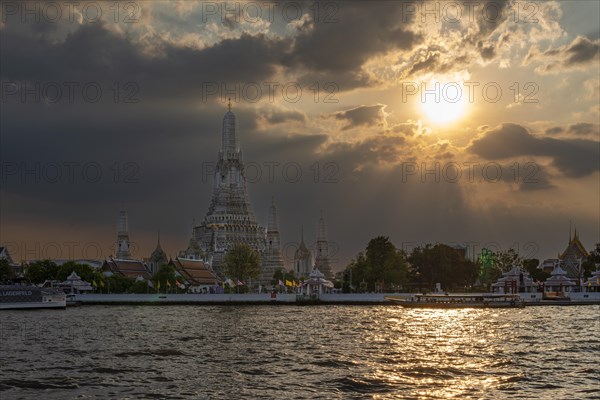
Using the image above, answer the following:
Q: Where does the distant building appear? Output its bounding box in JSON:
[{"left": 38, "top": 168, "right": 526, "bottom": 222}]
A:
[
  {"left": 543, "top": 265, "right": 576, "bottom": 293},
  {"left": 179, "top": 219, "right": 205, "bottom": 261},
  {"left": 558, "top": 229, "right": 588, "bottom": 279},
  {"left": 314, "top": 211, "right": 333, "bottom": 280},
  {"left": 259, "top": 198, "right": 284, "bottom": 286},
  {"left": 170, "top": 258, "right": 219, "bottom": 293},
  {"left": 116, "top": 208, "right": 131, "bottom": 259},
  {"left": 294, "top": 227, "right": 313, "bottom": 279},
  {"left": 0, "top": 246, "right": 21, "bottom": 276},
  {"left": 0, "top": 246, "right": 16, "bottom": 265},
  {"left": 102, "top": 257, "right": 151, "bottom": 280},
  {"left": 147, "top": 231, "right": 168, "bottom": 275},
  {"left": 492, "top": 267, "right": 536, "bottom": 293},
  {"left": 541, "top": 229, "right": 589, "bottom": 279}
]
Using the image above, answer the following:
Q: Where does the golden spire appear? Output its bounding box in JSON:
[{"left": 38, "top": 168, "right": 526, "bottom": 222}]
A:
[{"left": 227, "top": 97, "right": 232, "bottom": 111}]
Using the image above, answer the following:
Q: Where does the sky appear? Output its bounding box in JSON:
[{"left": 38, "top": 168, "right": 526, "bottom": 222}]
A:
[{"left": 1, "top": 0, "right": 599, "bottom": 271}]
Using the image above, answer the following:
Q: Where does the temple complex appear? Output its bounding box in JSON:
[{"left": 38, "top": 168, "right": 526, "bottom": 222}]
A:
[{"left": 190, "top": 101, "right": 267, "bottom": 277}]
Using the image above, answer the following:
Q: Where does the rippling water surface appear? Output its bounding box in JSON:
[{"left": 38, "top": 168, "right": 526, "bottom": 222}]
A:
[{"left": 1, "top": 305, "right": 598, "bottom": 399}]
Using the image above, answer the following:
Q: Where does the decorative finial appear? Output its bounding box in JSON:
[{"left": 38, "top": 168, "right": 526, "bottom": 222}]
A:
[
  {"left": 228, "top": 97, "right": 232, "bottom": 111},
  {"left": 157, "top": 229, "right": 161, "bottom": 245}
]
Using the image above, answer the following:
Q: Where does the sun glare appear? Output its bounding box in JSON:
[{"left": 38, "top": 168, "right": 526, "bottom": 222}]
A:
[{"left": 419, "top": 81, "right": 469, "bottom": 125}]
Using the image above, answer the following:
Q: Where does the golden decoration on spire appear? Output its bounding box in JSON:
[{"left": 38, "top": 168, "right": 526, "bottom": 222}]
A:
[{"left": 227, "top": 98, "right": 232, "bottom": 111}]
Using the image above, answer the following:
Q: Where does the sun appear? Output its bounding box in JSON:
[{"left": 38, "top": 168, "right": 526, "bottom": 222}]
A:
[{"left": 419, "top": 81, "right": 469, "bottom": 125}]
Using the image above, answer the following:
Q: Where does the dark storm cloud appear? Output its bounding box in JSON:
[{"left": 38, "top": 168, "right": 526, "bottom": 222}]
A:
[
  {"left": 469, "top": 123, "right": 600, "bottom": 178},
  {"left": 568, "top": 123, "right": 599, "bottom": 137},
  {"left": 257, "top": 107, "right": 307, "bottom": 124},
  {"left": 525, "top": 36, "right": 600, "bottom": 73},
  {"left": 334, "top": 104, "right": 386, "bottom": 130},
  {"left": 284, "top": 2, "right": 421, "bottom": 73},
  {"left": 0, "top": 22, "right": 290, "bottom": 100},
  {"left": 545, "top": 127, "right": 564, "bottom": 135}
]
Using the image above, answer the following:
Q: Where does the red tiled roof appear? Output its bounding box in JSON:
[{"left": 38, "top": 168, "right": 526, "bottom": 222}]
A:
[
  {"left": 103, "top": 259, "right": 151, "bottom": 280},
  {"left": 172, "top": 258, "right": 218, "bottom": 285}
]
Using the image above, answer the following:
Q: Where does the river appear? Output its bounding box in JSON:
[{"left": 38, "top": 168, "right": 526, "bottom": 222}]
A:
[{"left": 1, "top": 305, "right": 598, "bottom": 399}]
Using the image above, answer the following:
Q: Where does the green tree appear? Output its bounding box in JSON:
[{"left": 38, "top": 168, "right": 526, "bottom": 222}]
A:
[
  {"left": 346, "top": 237, "right": 409, "bottom": 292},
  {"left": 222, "top": 244, "right": 261, "bottom": 288},
  {"left": 409, "top": 244, "right": 479, "bottom": 291},
  {"left": 56, "top": 262, "right": 96, "bottom": 282},
  {"left": 100, "top": 274, "right": 133, "bottom": 293},
  {"left": 582, "top": 243, "right": 600, "bottom": 278},
  {"left": 129, "top": 279, "right": 150, "bottom": 293},
  {"left": 0, "top": 259, "right": 15, "bottom": 280},
  {"left": 523, "top": 258, "right": 549, "bottom": 282},
  {"left": 24, "top": 260, "right": 59, "bottom": 284},
  {"left": 152, "top": 264, "right": 177, "bottom": 291}
]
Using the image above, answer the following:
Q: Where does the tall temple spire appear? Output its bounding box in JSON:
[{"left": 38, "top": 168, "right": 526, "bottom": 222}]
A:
[
  {"left": 267, "top": 196, "right": 279, "bottom": 232},
  {"left": 261, "top": 197, "right": 284, "bottom": 286},
  {"left": 222, "top": 98, "right": 238, "bottom": 153},
  {"left": 193, "top": 104, "right": 266, "bottom": 277},
  {"left": 315, "top": 211, "right": 333, "bottom": 279},
  {"left": 116, "top": 207, "right": 131, "bottom": 259},
  {"left": 317, "top": 209, "right": 327, "bottom": 241}
]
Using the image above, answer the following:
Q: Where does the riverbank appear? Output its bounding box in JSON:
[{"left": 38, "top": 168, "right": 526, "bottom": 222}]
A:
[{"left": 73, "top": 292, "right": 600, "bottom": 306}]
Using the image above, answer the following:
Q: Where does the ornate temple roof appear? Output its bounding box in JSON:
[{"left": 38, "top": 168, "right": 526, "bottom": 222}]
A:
[
  {"left": 103, "top": 258, "right": 152, "bottom": 280},
  {"left": 560, "top": 230, "right": 589, "bottom": 260},
  {"left": 544, "top": 270, "right": 576, "bottom": 287},
  {"left": 171, "top": 258, "right": 218, "bottom": 286},
  {"left": 294, "top": 226, "right": 311, "bottom": 260},
  {"left": 150, "top": 232, "right": 168, "bottom": 263}
]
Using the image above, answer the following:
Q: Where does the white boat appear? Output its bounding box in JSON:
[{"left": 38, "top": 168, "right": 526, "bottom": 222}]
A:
[
  {"left": 385, "top": 293, "right": 525, "bottom": 308},
  {"left": 0, "top": 284, "right": 66, "bottom": 310}
]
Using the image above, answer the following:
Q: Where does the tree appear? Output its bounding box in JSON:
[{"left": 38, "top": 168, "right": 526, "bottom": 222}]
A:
[
  {"left": 345, "top": 237, "right": 409, "bottom": 292},
  {"left": 582, "top": 243, "right": 600, "bottom": 278},
  {"left": 0, "top": 259, "right": 15, "bottom": 280},
  {"left": 493, "top": 249, "right": 523, "bottom": 273},
  {"left": 24, "top": 260, "right": 59, "bottom": 284},
  {"left": 56, "top": 262, "right": 96, "bottom": 282},
  {"left": 222, "top": 244, "right": 261, "bottom": 287},
  {"left": 152, "top": 264, "right": 177, "bottom": 291},
  {"left": 523, "top": 258, "right": 549, "bottom": 282},
  {"left": 408, "top": 244, "right": 479, "bottom": 291}
]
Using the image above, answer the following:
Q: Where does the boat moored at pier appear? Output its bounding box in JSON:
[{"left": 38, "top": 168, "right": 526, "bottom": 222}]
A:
[
  {"left": 0, "top": 284, "right": 66, "bottom": 310},
  {"left": 386, "top": 293, "right": 525, "bottom": 308}
]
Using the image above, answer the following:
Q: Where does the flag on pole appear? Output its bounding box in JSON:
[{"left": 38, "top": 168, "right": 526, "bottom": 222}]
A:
[
  {"left": 157, "top": 281, "right": 161, "bottom": 290},
  {"left": 99, "top": 279, "right": 105, "bottom": 288},
  {"left": 237, "top": 280, "right": 244, "bottom": 286},
  {"left": 278, "top": 280, "right": 284, "bottom": 286},
  {"left": 147, "top": 280, "right": 154, "bottom": 288},
  {"left": 92, "top": 279, "right": 97, "bottom": 288},
  {"left": 285, "top": 279, "right": 292, "bottom": 287},
  {"left": 167, "top": 281, "right": 171, "bottom": 288}
]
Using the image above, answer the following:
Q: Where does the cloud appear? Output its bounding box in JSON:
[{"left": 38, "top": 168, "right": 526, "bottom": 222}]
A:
[
  {"left": 568, "top": 123, "right": 599, "bottom": 137},
  {"left": 545, "top": 127, "right": 564, "bottom": 135},
  {"left": 256, "top": 106, "right": 307, "bottom": 125},
  {"left": 469, "top": 123, "right": 600, "bottom": 178},
  {"left": 525, "top": 36, "right": 600, "bottom": 74},
  {"left": 334, "top": 104, "right": 387, "bottom": 130}
]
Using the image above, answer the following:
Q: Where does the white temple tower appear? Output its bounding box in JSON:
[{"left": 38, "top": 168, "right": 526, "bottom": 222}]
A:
[
  {"left": 294, "top": 226, "right": 313, "bottom": 279},
  {"left": 116, "top": 207, "right": 131, "bottom": 259},
  {"left": 192, "top": 101, "right": 266, "bottom": 277},
  {"left": 259, "top": 197, "right": 284, "bottom": 286},
  {"left": 314, "top": 211, "right": 333, "bottom": 280}
]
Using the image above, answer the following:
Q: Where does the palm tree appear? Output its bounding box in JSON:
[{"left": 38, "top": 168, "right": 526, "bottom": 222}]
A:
[{"left": 222, "top": 244, "right": 261, "bottom": 293}]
